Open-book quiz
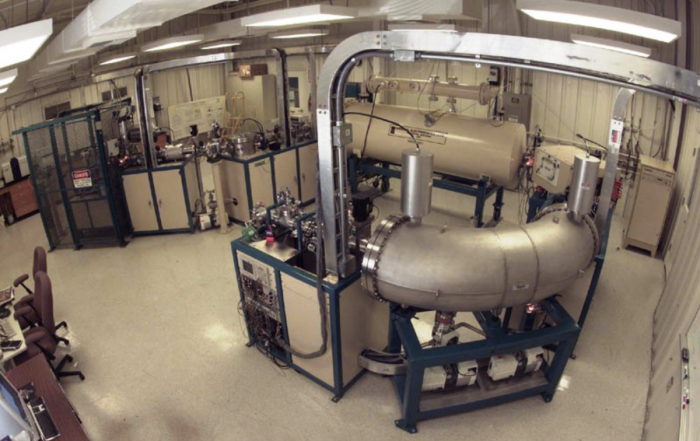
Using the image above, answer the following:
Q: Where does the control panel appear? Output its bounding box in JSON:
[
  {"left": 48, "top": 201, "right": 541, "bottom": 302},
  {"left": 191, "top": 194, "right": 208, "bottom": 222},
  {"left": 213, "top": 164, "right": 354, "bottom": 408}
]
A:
[
  {"left": 238, "top": 254, "right": 279, "bottom": 320},
  {"left": 534, "top": 149, "right": 561, "bottom": 191}
]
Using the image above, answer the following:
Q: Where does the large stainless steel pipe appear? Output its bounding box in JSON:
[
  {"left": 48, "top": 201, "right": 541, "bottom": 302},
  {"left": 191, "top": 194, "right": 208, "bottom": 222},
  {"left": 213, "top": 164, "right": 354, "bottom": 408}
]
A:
[{"left": 362, "top": 206, "right": 599, "bottom": 312}]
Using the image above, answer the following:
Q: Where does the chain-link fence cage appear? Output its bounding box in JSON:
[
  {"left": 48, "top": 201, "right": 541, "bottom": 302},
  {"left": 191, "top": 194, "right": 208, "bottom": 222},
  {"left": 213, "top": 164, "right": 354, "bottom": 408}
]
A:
[{"left": 16, "top": 110, "right": 128, "bottom": 249}]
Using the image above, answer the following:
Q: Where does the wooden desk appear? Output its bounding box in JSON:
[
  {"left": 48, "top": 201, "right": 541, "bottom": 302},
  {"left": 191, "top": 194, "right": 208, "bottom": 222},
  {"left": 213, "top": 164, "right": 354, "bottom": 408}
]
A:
[
  {"left": 0, "top": 177, "right": 39, "bottom": 225},
  {"left": 6, "top": 355, "right": 89, "bottom": 441}
]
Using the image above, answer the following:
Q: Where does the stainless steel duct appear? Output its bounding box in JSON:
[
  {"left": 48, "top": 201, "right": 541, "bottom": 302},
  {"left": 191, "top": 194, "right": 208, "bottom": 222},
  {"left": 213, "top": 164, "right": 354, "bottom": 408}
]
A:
[{"left": 362, "top": 206, "right": 599, "bottom": 312}]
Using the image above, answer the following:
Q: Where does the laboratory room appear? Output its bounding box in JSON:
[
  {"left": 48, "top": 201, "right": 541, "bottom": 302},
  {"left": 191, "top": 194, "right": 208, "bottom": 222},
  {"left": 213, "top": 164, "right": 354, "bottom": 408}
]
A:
[{"left": 0, "top": 0, "right": 698, "bottom": 440}]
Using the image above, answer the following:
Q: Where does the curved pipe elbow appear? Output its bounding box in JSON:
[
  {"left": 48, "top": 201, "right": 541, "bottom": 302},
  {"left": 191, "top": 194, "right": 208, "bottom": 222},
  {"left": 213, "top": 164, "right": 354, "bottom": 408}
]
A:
[{"left": 362, "top": 207, "right": 599, "bottom": 312}]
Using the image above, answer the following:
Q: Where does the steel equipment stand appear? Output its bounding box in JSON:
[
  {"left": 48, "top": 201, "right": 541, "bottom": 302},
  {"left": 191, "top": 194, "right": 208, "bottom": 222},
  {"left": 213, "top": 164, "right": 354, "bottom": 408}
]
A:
[
  {"left": 388, "top": 299, "right": 580, "bottom": 434},
  {"left": 349, "top": 155, "right": 505, "bottom": 228}
]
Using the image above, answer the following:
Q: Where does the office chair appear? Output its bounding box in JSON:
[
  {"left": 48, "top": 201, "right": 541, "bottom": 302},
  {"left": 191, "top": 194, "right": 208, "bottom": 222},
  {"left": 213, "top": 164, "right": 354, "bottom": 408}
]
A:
[
  {"left": 15, "top": 272, "right": 84, "bottom": 382},
  {"left": 13, "top": 246, "right": 47, "bottom": 295},
  {"left": 13, "top": 247, "right": 67, "bottom": 332}
]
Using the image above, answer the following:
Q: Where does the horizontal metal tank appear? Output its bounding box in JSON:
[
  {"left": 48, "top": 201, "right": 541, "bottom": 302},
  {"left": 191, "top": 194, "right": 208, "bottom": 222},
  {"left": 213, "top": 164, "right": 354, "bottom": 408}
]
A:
[
  {"left": 345, "top": 103, "right": 527, "bottom": 189},
  {"left": 362, "top": 206, "right": 599, "bottom": 312}
]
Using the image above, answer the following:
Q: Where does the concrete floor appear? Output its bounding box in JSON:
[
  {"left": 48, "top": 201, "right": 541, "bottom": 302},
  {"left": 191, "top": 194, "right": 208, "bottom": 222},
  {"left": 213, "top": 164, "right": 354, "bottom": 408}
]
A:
[{"left": 0, "top": 180, "right": 663, "bottom": 441}]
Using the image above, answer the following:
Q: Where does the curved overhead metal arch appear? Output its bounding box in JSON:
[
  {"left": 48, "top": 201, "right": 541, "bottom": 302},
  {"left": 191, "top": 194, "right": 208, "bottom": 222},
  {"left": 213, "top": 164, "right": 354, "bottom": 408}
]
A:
[{"left": 317, "top": 31, "right": 700, "bottom": 276}]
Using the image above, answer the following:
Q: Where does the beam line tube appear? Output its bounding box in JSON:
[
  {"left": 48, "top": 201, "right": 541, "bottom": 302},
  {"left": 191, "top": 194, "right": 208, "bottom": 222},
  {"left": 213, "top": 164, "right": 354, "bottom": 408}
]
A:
[{"left": 363, "top": 207, "right": 599, "bottom": 312}]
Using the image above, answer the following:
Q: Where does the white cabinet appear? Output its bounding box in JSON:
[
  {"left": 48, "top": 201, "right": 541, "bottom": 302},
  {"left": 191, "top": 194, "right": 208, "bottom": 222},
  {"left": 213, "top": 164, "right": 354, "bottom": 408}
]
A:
[
  {"left": 298, "top": 144, "right": 318, "bottom": 202},
  {"left": 273, "top": 150, "right": 298, "bottom": 198},
  {"left": 623, "top": 156, "right": 675, "bottom": 257},
  {"left": 220, "top": 143, "right": 317, "bottom": 223},
  {"left": 123, "top": 173, "right": 159, "bottom": 232},
  {"left": 122, "top": 158, "right": 197, "bottom": 234},
  {"left": 152, "top": 170, "right": 190, "bottom": 230}
]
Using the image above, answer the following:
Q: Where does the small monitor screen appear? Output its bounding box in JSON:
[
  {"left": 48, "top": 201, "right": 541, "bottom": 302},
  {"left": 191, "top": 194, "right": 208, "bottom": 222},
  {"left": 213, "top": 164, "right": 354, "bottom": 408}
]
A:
[
  {"left": 0, "top": 373, "right": 27, "bottom": 424},
  {"left": 243, "top": 260, "right": 254, "bottom": 274}
]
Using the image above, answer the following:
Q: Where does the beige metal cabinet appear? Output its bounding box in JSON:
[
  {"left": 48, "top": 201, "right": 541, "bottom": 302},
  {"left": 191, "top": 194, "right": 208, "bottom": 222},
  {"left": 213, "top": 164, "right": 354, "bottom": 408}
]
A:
[
  {"left": 281, "top": 273, "right": 389, "bottom": 387},
  {"left": 623, "top": 156, "right": 675, "bottom": 257},
  {"left": 298, "top": 144, "right": 318, "bottom": 202},
  {"left": 122, "top": 158, "right": 197, "bottom": 234},
  {"left": 152, "top": 170, "right": 190, "bottom": 230},
  {"left": 123, "top": 173, "right": 159, "bottom": 232},
  {"left": 222, "top": 157, "right": 275, "bottom": 221},
  {"left": 274, "top": 150, "right": 299, "bottom": 198},
  {"left": 250, "top": 158, "right": 275, "bottom": 207}
]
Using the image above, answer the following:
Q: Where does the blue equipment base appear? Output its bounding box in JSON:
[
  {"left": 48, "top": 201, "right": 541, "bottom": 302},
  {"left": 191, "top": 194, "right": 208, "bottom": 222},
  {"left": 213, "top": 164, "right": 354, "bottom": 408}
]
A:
[{"left": 388, "top": 300, "right": 580, "bottom": 433}]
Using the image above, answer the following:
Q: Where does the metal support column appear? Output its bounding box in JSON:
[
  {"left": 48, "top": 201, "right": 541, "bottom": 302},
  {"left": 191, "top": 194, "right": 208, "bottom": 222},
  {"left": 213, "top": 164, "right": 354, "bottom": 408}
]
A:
[{"left": 595, "top": 88, "right": 635, "bottom": 234}]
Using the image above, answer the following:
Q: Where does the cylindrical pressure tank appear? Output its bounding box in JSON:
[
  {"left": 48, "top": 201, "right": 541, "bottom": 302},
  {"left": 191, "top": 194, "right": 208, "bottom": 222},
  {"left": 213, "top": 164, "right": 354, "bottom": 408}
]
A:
[
  {"left": 568, "top": 154, "right": 600, "bottom": 222},
  {"left": 401, "top": 148, "right": 434, "bottom": 221},
  {"left": 345, "top": 103, "right": 527, "bottom": 188}
]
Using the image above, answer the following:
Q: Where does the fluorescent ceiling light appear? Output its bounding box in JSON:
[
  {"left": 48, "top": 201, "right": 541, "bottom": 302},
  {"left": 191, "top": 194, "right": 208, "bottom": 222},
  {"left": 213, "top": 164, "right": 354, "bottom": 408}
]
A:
[
  {"left": 99, "top": 53, "right": 137, "bottom": 66},
  {"left": 0, "top": 19, "right": 53, "bottom": 69},
  {"left": 201, "top": 40, "right": 242, "bottom": 50},
  {"left": 388, "top": 23, "right": 464, "bottom": 32},
  {"left": 0, "top": 87, "right": 8, "bottom": 94},
  {"left": 142, "top": 35, "right": 204, "bottom": 52},
  {"left": 269, "top": 28, "right": 330, "bottom": 39},
  {"left": 241, "top": 5, "right": 357, "bottom": 27},
  {"left": 571, "top": 34, "right": 652, "bottom": 58},
  {"left": 0, "top": 68, "right": 18, "bottom": 88},
  {"left": 517, "top": 0, "right": 681, "bottom": 43}
]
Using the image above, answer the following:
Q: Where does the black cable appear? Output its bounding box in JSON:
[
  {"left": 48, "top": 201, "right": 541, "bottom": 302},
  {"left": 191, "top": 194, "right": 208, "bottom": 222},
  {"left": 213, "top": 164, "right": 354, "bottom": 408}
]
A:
[
  {"left": 360, "top": 85, "right": 381, "bottom": 157},
  {"left": 241, "top": 118, "right": 265, "bottom": 133},
  {"left": 344, "top": 112, "right": 420, "bottom": 150}
]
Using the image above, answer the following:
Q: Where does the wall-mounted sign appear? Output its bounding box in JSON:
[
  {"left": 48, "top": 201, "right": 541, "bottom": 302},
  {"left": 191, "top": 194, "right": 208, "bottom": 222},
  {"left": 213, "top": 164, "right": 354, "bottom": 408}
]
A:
[{"left": 72, "top": 170, "right": 92, "bottom": 188}]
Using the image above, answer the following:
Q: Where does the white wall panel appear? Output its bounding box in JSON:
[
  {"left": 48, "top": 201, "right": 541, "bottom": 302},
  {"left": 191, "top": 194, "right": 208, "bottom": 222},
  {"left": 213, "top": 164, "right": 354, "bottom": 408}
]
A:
[
  {"left": 151, "top": 64, "right": 226, "bottom": 131},
  {"left": 644, "top": 2, "right": 700, "bottom": 439}
]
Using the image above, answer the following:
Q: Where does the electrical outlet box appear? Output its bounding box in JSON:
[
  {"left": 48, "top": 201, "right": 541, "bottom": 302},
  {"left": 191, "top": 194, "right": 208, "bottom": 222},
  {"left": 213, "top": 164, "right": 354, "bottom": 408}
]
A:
[{"left": 503, "top": 92, "right": 532, "bottom": 130}]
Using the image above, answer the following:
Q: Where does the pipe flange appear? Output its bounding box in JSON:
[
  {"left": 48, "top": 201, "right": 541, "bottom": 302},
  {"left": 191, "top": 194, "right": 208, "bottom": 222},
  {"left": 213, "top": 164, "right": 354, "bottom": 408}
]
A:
[
  {"left": 533, "top": 203, "right": 569, "bottom": 222},
  {"left": 361, "top": 215, "right": 409, "bottom": 301},
  {"left": 581, "top": 213, "right": 601, "bottom": 260},
  {"left": 534, "top": 204, "right": 600, "bottom": 262}
]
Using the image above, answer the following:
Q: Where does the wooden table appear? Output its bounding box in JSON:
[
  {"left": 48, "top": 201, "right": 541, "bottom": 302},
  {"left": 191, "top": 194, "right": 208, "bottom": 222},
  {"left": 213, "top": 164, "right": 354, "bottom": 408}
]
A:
[
  {"left": 0, "top": 177, "right": 39, "bottom": 225},
  {"left": 6, "top": 355, "right": 90, "bottom": 441}
]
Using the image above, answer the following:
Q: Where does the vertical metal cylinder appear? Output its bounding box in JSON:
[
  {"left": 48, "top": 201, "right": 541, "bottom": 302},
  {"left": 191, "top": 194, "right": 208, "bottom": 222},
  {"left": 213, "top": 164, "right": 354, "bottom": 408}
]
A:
[
  {"left": 401, "top": 148, "right": 434, "bottom": 221},
  {"left": 568, "top": 154, "right": 601, "bottom": 222}
]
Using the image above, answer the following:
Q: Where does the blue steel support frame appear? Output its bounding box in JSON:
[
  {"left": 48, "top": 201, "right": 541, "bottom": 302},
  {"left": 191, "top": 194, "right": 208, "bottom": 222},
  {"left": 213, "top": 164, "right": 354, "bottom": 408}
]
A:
[
  {"left": 231, "top": 237, "right": 367, "bottom": 401},
  {"left": 349, "top": 156, "right": 504, "bottom": 227},
  {"left": 389, "top": 299, "right": 580, "bottom": 434}
]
